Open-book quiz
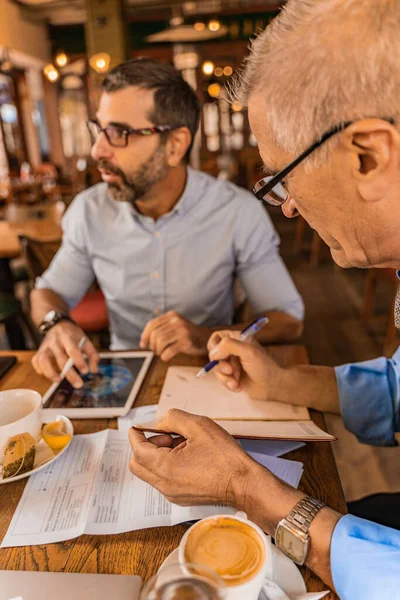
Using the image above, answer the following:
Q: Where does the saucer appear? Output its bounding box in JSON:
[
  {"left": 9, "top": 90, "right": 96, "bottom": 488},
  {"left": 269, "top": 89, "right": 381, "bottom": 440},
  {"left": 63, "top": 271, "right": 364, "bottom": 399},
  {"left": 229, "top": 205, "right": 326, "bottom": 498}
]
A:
[
  {"left": 0, "top": 415, "right": 74, "bottom": 484},
  {"left": 160, "top": 544, "right": 306, "bottom": 599}
]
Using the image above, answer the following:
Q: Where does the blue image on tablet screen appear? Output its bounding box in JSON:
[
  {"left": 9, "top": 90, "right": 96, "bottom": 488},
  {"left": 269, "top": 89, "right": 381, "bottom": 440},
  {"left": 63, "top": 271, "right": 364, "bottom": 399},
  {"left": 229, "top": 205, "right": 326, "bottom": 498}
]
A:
[
  {"left": 44, "top": 356, "right": 146, "bottom": 409},
  {"left": 83, "top": 365, "right": 133, "bottom": 397}
]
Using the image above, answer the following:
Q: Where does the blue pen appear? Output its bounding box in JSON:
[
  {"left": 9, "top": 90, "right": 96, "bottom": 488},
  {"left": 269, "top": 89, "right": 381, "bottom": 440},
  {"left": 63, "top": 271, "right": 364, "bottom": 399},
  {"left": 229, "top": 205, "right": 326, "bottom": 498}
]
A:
[{"left": 195, "top": 316, "right": 269, "bottom": 378}]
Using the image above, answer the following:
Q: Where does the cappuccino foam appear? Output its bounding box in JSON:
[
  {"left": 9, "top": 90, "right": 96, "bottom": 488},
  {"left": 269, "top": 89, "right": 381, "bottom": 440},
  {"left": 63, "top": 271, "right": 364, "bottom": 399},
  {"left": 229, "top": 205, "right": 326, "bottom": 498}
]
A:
[{"left": 184, "top": 517, "right": 265, "bottom": 587}]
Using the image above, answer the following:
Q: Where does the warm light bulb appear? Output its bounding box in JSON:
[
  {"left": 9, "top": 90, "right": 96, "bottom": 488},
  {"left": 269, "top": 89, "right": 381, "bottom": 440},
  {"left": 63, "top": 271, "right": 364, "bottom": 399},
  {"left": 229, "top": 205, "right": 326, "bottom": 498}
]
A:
[
  {"left": 202, "top": 61, "right": 214, "bottom": 76},
  {"left": 194, "top": 22, "right": 206, "bottom": 31},
  {"left": 223, "top": 66, "right": 233, "bottom": 77},
  {"left": 48, "top": 69, "right": 59, "bottom": 82},
  {"left": 208, "top": 20, "right": 221, "bottom": 32},
  {"left": 43, "top": 64, "right": 59, "bottom": 82},
  {"left": 208, "top": 83, "right": 221, "bottom": 98},
  {"left": 55, "top": 52, "right": 68, "bottom": 68},
  {"left": 232, "top": 101, "right": 243, "bottom": 112},
  {"left": 89, "top": 53, "right": 111, "bottom": 74},
  {"left": 214, "top": 67, "right": 223, "bottom": 77}
]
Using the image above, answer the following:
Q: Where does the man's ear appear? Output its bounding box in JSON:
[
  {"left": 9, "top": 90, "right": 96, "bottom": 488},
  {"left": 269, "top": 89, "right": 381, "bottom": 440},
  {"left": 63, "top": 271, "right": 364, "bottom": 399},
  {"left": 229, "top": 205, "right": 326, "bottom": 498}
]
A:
[
  {"left": 342, "top": 119, "right": 400, "bottom": 202},
  {"left": 166, "top": 127, "right": 192, "bottom": 166}
]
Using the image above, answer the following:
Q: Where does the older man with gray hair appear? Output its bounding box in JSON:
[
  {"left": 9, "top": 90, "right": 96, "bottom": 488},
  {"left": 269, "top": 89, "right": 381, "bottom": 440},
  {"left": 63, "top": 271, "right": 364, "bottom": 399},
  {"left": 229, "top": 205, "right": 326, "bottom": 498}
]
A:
[{"left": 129, "top": 1, "right": 400, "bottom": 597}]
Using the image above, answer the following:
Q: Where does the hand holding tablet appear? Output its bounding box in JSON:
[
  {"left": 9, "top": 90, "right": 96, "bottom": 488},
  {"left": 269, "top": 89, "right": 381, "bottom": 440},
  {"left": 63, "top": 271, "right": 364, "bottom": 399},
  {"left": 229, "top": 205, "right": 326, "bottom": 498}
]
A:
[{"left": 42, "top": 351, "right": 153, "bottom": 419}]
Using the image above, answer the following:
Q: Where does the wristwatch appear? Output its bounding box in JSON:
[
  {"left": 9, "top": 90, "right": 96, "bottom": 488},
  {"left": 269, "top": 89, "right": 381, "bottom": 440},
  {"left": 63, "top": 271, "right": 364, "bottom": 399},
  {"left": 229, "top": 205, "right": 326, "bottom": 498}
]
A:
[
  {"left": 274, "top": 496, "right": 325, "bottom": 565},
  {"left": 39, "top": 310, "right": 74, "bottom": 335}
]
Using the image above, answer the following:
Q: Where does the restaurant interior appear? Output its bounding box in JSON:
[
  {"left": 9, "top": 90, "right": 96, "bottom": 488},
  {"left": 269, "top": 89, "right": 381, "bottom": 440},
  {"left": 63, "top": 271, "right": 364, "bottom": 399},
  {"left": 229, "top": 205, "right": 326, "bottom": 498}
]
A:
[{"left": 0, "top": 0, "right": 399, "bottom": 598}]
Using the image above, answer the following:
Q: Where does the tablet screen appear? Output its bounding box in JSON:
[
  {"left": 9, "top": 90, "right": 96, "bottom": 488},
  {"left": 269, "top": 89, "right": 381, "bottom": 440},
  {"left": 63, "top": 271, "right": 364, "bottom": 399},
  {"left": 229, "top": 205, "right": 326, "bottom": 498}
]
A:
[{"left": 43, "top": 356, "right": 147, "bottom": 409}]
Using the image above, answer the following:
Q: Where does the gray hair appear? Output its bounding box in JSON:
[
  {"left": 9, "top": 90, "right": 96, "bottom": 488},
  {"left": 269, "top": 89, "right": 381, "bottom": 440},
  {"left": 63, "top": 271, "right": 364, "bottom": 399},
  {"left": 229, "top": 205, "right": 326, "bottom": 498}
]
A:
[{"left": 233, "top": 0, "right": 400, "bottom": 167}]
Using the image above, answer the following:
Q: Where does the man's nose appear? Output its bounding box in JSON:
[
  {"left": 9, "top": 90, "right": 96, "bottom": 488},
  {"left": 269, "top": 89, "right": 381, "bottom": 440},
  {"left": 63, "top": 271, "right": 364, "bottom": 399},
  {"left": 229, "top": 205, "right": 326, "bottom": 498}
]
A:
[
  {"left": 91, "top": 132, "right": 113, "bottom": 161},
  {"left": 281, "top": 197, "right": 299, "bottom": 218}
]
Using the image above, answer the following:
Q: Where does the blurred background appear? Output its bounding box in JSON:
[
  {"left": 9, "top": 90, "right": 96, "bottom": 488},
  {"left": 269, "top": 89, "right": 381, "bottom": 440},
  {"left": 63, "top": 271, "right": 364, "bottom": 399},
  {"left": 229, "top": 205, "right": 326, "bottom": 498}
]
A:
[{"left": 0, "top": 0, "right": 395, "bottom": 367}]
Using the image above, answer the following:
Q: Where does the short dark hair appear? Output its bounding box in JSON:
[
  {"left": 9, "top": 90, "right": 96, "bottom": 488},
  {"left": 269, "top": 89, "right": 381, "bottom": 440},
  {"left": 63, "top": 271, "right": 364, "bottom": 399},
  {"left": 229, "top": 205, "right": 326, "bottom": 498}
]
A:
[{"left": 102, "top": 58, "right": 201, "bottom": 162}]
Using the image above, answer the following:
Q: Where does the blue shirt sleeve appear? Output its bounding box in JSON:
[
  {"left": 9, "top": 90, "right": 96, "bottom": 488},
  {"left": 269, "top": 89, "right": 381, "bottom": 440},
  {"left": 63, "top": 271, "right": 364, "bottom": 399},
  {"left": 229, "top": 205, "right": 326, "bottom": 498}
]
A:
[
  {"left": 334, "top": 349, "right": 400, "bottom": 446},
  {"left": 331, "top": 514, "right": 400, "bottom": 600}
]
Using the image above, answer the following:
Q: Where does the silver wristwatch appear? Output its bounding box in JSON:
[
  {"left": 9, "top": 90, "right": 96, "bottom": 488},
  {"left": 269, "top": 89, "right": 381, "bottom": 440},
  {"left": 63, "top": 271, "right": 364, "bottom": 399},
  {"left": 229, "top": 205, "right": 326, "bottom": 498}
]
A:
[{"left": 274, "top": 496, "right": 325, "bottom": 565}]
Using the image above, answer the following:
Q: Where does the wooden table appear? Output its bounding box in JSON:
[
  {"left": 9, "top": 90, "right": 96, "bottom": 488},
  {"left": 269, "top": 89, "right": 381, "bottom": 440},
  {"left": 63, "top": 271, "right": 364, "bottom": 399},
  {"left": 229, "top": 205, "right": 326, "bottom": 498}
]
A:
[
  {"left": 0, "top": 347, "right": 345, "bottom": 598},
  {"left": 0, "top": 202, "right": 64, "bottom": 260}
]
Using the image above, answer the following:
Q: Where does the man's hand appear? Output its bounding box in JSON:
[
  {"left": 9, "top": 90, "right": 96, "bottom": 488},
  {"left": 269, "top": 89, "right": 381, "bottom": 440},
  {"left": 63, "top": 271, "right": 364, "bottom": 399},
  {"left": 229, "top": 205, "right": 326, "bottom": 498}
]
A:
[
  {"left": 140, "top": 311, "right": 211, "bottom": 361},
  {"left": 31, "top": 321, "right": 99, "bottom": 388},
  {"left": 129, "top": 409, "right": 258, "bottom": 507},
  {"left": 207, "top": 330, "right": 284, "bottom": 401}
]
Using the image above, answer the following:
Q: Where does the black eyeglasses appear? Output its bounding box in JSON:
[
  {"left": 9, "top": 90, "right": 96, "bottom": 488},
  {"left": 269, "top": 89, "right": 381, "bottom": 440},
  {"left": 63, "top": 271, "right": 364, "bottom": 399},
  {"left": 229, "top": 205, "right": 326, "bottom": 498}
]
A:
[
  {"left": 86, "top": 119, "right": 174, "bottom": 148},
  {"left": 253, "top": 118, "right": 395, "bottom": 207}
]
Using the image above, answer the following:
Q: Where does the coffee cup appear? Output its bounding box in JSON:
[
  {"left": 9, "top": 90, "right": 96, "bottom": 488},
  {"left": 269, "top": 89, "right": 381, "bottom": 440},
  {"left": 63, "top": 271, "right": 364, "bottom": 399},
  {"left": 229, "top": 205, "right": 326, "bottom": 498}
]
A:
[
  {"left": 179, "top": 513, "right": 270, "bottom": 600},
  {"left": 0, "top": 389, "right": 42, "bottom": 463}
]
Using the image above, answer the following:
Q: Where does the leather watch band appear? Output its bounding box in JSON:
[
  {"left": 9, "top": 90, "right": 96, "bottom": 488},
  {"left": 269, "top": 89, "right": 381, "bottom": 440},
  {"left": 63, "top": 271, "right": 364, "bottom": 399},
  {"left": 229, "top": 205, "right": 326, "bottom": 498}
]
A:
[{"left": 286, "top": 496, "right": 325, "bottom": 535}]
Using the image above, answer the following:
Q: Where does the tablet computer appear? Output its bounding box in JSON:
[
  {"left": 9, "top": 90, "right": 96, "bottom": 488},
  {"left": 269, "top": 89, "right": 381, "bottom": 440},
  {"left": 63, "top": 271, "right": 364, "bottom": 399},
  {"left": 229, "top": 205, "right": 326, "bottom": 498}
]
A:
[{"left": 42, "top": 351, "right": 153, "bottom": 419}]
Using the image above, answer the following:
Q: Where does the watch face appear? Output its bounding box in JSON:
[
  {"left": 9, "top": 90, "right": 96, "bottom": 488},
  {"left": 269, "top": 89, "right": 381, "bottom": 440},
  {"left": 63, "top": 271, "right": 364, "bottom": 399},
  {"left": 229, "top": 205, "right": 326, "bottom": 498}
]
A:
[
  {"left": 45, "top": 310, "right": 57, "bottom": 323},
  {"left": 276, "top": 523, "right": 308, "bottom": 564}
]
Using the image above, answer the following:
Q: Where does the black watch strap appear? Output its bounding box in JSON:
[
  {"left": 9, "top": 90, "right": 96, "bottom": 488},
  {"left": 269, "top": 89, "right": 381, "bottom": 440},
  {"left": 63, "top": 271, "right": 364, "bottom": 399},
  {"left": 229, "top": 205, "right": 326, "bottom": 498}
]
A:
[{"left": 39, "top": 311, "right": 74, "bottom": 335}]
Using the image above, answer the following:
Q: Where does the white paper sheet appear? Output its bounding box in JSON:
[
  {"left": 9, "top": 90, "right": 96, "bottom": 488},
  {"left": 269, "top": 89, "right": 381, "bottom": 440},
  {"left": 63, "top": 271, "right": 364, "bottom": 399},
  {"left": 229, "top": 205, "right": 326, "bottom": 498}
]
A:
[
  {"left": 118, "top": 405, "right": 157, "bottom": 433},
  {"left": 1, "top": 429, "right": 234, "bottom": 548},
  {"left": 248, "top": 453, "right": 304, "bottom": 489},
  {"left": 240, "top": 439, "right": 305, "bottom": 457}
]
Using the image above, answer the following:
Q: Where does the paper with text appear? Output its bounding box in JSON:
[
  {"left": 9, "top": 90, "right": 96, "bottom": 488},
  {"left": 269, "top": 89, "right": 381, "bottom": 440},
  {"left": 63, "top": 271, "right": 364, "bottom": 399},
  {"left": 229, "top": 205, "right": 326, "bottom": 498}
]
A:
[{"left": 1, "top": 429, "right": 233, "bottom": 548}]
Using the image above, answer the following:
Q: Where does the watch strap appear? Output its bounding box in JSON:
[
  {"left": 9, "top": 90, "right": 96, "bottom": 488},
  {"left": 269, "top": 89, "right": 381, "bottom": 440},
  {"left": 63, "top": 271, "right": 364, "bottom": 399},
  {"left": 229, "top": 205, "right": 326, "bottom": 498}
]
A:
[
  {"left": 285, "top": 496, "right": 325, "bottom": 536},
  {"left": 39, "top": 312, "right": 73, "bottom": 334}
]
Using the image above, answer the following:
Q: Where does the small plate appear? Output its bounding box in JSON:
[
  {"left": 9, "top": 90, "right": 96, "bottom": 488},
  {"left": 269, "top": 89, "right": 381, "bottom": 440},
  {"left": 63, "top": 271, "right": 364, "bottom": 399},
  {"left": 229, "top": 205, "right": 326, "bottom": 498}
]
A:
[
  {"left": 160, "top": 543, "right": 306, "bottom": 599},
  {"left": 0, "top": 415, "right": 74, "bottom": 484}
]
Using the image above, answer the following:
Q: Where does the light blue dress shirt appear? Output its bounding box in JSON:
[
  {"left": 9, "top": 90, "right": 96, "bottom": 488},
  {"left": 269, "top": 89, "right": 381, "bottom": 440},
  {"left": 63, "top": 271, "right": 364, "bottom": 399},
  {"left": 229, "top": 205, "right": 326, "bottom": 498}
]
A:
[
  {"left": 328, "top": 347, "right": 400, "bottom": 597},
  {"left": 36, "top": 167, "right": 303, "bottom": 349}
]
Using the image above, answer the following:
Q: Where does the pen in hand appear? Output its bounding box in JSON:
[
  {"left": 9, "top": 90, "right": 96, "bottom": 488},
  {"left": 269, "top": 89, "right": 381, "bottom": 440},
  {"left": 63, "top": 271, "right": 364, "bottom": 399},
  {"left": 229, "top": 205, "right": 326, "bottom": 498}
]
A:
[
  {"left": 195, "top": 316, "right": 269, "bottom": 378},
  {"left": 58, "top": 335, "right": 87, "bottom": 382}
]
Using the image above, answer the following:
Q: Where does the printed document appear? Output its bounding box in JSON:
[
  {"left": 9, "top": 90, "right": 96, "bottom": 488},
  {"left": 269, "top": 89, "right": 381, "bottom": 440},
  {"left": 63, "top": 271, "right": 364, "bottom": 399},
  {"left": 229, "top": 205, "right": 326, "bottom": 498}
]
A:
[{"left": 1, "top": 429, "right": 234, "bottom": 548}]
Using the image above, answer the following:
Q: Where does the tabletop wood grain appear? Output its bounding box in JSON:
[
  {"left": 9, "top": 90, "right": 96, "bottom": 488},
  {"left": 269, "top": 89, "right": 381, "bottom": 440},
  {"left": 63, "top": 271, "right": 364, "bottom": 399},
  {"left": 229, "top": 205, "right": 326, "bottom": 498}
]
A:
[
  {"left": 0, "top": 347, "right": 345, "bottom": 598},
  {"left": 0, "top": 202, "right": 64, "bottom": 259}
]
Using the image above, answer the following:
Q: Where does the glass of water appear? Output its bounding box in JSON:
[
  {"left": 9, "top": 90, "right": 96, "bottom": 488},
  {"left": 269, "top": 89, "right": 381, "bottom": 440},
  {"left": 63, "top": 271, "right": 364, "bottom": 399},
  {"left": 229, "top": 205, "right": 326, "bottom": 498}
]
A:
[{"left": 140, "top": 562, "right": 227, "bottom": 600}]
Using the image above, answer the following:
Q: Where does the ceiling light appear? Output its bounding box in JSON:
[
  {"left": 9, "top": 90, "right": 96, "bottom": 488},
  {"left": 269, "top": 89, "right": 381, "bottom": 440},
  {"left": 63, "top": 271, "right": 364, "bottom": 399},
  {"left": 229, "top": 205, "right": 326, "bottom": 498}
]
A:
[
  {"left": 214, "top": 67, "right": 223, "bottom": 77},
  {"left": 43, "top": 64, "right": 59, "bottom": 82},
  {"left": 89, "top": 53, "right": 111, "bottom": 74},
  {"left": 208, "top": 20, "right": 221, "bottom": 32},
  {"left": 223, "top": 66, "right": 233, "bottom": 76},
  {"left": 232, "top": 101, "right": 243, "bottom": 112},
  {"left": 194, "top": 22, "right": 206, "bottom": 31},
  {"left": 55, "top": 51, "right": 68, "bottom": 68},
  {"left": 208, "top": 83, "right": 220, "bottom": 98},
  {"left": 202, "top": 61, "right": 214, "bottom": 76}
]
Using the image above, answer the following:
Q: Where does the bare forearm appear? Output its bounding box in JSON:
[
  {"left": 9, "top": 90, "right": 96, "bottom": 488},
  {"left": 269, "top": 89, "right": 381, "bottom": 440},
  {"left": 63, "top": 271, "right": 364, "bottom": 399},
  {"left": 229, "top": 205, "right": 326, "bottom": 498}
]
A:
[
  {"left": 233, "top": 463, "right": 341, "bottom": 590},
  {"left": 271, "top": 364, "right": 341, "bottom": 414},
  {"left": 30, "top": 288, "right": 69, "bottom": 326}
]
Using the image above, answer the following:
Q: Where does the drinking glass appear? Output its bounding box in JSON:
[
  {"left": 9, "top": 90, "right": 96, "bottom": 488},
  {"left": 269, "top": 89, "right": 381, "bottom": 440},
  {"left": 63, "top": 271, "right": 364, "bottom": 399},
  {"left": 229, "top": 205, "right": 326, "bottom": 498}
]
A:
[{"left": 140, "top": 562, "right": 227, "bottom": 600}]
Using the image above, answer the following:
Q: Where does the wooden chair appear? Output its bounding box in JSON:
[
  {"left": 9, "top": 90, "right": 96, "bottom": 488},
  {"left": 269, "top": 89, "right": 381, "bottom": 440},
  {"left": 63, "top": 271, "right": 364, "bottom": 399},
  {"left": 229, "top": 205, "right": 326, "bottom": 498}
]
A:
[
  {"left": 294, "top": 216, "right": 328, "bottom": 266},
  {"left": 19, "top": 235, "right": 109, "bottom": 345},
  {"left": 0, "top": 292, "right": 40, "bottom": 349},
  {"left": 362, "top": 268, "right": 399, "bottom": 356}
]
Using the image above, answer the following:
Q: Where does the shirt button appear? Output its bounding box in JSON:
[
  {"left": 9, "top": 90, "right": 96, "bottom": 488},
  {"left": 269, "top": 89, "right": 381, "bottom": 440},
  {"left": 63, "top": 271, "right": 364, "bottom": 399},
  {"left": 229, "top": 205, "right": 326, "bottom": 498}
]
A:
[{"left": 152, "top": 271, "right": 160, "bottom": 279}]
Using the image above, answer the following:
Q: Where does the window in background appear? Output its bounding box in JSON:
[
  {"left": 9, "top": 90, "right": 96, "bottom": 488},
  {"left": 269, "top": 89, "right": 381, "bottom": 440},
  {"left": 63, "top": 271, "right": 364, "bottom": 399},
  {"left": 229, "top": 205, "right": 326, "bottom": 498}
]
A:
[{"left": 0, "top": 74, "right": 27, "bottom": 173}]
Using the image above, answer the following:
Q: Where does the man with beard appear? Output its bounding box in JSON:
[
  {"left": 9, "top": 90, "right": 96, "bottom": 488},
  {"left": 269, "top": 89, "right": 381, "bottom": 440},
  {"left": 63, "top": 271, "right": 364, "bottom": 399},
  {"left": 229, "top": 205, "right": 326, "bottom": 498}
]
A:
[{"left": 30, "top": 58, "right": 303, "bottom": 387}]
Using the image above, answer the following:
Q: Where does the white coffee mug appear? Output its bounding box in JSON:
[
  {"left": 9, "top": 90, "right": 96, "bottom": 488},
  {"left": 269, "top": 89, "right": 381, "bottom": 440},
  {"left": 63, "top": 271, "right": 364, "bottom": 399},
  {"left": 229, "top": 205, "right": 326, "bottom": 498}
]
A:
[
  {"left": 0, "top": 389, "right": 42, "bottom": 463},
  {"left": 179, "top": 512, "right": 271, "bottom": 600}
]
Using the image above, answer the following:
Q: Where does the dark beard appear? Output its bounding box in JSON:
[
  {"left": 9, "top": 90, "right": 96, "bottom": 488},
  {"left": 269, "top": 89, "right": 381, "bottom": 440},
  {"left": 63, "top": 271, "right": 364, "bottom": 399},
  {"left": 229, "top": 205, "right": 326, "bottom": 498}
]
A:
[{"left": 98, "top": 145, "right": 167, "bottom": 205}]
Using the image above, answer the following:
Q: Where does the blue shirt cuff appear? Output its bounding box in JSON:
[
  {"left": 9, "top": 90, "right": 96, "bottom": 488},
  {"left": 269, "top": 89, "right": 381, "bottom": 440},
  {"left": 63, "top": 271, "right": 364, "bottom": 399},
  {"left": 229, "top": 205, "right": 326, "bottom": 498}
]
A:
[
  {"left": 331, "top": 514, "right": 400, "bottom": 600},
  {"left": 335, "top": 356, "right": 400, "bottom": 446}
]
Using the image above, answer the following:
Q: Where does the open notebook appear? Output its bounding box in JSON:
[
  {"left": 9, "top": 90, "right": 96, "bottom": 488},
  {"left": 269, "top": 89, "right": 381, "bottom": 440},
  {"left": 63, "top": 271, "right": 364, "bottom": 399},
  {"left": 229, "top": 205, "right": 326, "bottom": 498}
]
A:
[{"left": 134, "top": 366, "right": 336, "bottom": 442}]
